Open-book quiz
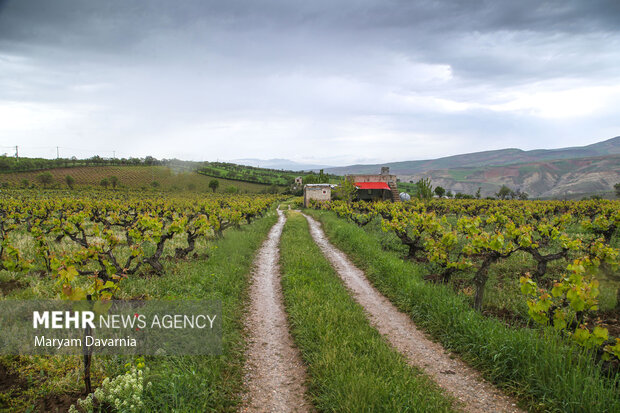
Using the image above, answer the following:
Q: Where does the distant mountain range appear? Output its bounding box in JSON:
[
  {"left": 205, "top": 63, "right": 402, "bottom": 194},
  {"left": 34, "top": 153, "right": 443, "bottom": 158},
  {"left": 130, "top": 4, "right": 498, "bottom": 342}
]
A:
[
  {"left": 231, "top": 137, "right": 620, "bottom": 198},
  {"left": 229, "top": 158, "right": 333, "bottom": 171},
  {"left": 324, "top": 137, "right": 620, "bottom": 175},
  {"left": 323, "top": 136, "right": 620, "bottom": 199}
]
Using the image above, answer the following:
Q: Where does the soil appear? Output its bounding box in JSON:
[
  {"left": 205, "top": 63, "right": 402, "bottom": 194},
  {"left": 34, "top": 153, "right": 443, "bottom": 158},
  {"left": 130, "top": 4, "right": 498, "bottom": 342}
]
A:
[
  {"left": 1, "top": 362, "right": 92, "bottom": 413},
  {"left": 0, "top": 278, "right": 25, "bottom": 295},
  {"left": 589, "top": 308, "right": 620, "bottom": 337},
  {"left": 35, "top": 390, "right": 88, "bottom": 413},
  {"left": 241, "top": 209, "right": 313, "bottom": 412},
  {"left": 304, "top": 214, "right": 524, "bottom": 413},
  {"left": 0, "top": 363, "right": 26, "bottom": 395},
  {"left": 423, "top": 273, "right": 443, "bottom": 283},
  {"left": 482, "top": 307, "right": 530, "bottom": 329}
]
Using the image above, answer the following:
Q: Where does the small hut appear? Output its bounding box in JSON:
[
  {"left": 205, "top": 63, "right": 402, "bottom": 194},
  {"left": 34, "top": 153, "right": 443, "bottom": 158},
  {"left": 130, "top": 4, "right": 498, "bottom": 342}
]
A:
[{"left": 303, "top": 184, "right": 333, "bottom": 207}]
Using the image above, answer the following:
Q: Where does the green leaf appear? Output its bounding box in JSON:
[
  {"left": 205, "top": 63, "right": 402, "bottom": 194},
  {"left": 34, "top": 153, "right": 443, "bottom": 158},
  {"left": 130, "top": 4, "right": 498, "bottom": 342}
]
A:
[
  {"left": 572, "top": 327, "right": 591, "bottom": 347},
  {"left": 591, "top": 326, "right": 609, "bottom": 346},
  {"left": 59, "top": 266, "right": 79, "bottom": 282}
]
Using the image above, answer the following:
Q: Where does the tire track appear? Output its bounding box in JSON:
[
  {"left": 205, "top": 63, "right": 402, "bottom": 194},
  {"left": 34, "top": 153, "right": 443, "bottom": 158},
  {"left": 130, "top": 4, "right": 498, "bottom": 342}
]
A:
[
  {"left": 303, "top": 213, "right": 523, "bottom": 413},
  {"left": 241, "top": 209, "right": 312, "bottom": 413}
]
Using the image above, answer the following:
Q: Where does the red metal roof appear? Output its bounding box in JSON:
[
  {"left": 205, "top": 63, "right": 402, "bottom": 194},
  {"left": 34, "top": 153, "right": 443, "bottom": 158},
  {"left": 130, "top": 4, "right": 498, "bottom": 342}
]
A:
[{"left": 355, "top": 182, "right": 391, "bottom": 190}]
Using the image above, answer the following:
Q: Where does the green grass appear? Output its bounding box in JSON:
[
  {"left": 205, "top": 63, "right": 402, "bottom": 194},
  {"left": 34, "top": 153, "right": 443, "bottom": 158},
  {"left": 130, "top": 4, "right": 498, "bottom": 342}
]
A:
[
  {"left": 396, "top": 181, "right": 416, "bottom": 192},
  {"left": 127, "top": 209, "right": 279, "bottom": 412},
  {"left": 279, "top": 212, "right": 456, "bottom": 412},
  {"left": 447, "top": 169, "right": 477, "bottom": 181},
  {"left": 306, "top": 209, "right": 620, "bottom": 413}
]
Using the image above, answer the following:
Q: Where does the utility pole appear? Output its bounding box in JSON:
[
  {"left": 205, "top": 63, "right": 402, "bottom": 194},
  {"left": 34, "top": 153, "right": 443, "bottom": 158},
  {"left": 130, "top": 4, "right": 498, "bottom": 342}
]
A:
[{"left": 15, "top": 146, "right": 18, "bottom": 160}]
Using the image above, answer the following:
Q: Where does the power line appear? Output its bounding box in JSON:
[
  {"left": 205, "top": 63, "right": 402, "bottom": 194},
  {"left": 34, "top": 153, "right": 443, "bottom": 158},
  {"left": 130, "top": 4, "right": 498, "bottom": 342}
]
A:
[{"left": 0, "top": 144, "right": 169, "bottom": 161}]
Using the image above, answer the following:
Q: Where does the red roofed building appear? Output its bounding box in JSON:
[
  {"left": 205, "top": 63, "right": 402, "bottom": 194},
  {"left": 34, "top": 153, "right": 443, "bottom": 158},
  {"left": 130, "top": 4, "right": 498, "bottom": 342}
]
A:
[
  {"left": 303, "top": 167, "right": 400, "bottom": 205},
  {"left": 354, "top": 182, "right": 391, "bottom": 190},
  {"left": 347, "top": 167, "right": 400, "bottom": 202}
]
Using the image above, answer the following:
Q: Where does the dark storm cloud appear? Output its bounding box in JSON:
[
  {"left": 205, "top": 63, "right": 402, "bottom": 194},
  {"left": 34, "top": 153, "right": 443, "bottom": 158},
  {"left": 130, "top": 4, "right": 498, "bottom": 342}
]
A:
[
  {"left": 2, "top": 1, "right": 618, "bottom": 67},
  {"left": 1, "top": 0, "right": 619, "bottom": 163},
  {"left": 0, "top": 2, "right": 616, "bottom": 84}
]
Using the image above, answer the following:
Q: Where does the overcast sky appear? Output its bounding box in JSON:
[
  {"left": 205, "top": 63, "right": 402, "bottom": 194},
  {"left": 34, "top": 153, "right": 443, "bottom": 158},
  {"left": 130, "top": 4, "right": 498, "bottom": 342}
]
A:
[{"left": 1, "top": 0, "right": 619, "bottom": 165}]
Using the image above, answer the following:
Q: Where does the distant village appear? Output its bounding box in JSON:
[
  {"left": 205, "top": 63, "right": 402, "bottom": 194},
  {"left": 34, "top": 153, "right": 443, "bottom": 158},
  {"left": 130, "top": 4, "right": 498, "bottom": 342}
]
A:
[
  {"left": 298, "top": 167, "right": 531, "bottom": 207},
  {"left": 301, "top": 167, "right": 403, "bottom": 207}
]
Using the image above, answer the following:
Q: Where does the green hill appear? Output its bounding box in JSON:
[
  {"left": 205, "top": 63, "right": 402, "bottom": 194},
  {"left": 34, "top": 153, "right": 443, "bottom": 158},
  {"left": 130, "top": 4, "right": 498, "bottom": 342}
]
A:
[
  {"left": 197, "top": 162, "right": 338, "bottom": 186},
  {"left": 0, "top": 156, "right": 339, "bottom": 193},
  {"left": 0, "top": 166, "right": 283, "bottom": 193}
]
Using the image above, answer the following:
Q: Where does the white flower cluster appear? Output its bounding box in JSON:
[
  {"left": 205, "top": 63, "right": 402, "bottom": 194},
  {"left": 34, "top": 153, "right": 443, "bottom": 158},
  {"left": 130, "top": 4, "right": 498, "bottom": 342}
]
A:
[{"left": 69, "top": 367, "right": 152, "bottom": 413}]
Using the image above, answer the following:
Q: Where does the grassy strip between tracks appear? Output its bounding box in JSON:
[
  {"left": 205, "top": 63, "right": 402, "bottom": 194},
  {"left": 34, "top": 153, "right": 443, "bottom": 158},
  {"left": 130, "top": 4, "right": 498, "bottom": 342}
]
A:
[
  {"left": 306, "top": 209, "right": 620, "bottom": 413},
  {"left": 279, "top": 212, "right": 456, "bottom": 412}
]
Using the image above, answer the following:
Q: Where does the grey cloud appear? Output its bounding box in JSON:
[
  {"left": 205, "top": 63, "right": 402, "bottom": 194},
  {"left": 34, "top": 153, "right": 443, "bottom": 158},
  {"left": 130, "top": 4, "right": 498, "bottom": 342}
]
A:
[{"left": 1, "top": 0, "right": 619, "bottom": 163}]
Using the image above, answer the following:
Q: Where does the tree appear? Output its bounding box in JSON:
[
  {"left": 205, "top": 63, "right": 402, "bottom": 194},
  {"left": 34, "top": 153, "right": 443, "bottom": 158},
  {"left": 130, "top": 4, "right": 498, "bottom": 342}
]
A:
[
  {"left": 65, "top": 175, "right": 75, "bottom": 189},
  {"left": 515, "top": 189, "right": 529, "bottom": 200},
  {"left": 496, "top": 185, "right": 514, "bottom": 200},
  {"left": 37, "top": 172, "right": 53, "bottom": 188},
  {"left": 109, "top": 176, "right": 119, "bottom": 189},
  {"left": 446, "top": 190, "right": 453, "bottom": 198},
  {"left": 334, "top": 178, "right": 357, "bottom": 202},
  {"left": 415, "top": 178, "right": 433, "bottom": 200},
  {"left": 0, "top": 157, "right": 11, "bottom": 171},
  {"left": 615, "top": 183, "right": 620, "bottom": 198},
  {"left": 303, "top": 174, "right": 318, "bottom": 185},
  {"left": 100, "top": 178, "right": 110, "bottom": 188},
  {"left": 434, "top": 186, "right": 445, "bottom": 198},
  {"left": 475, "top": 187, "right": 481, "bottom": 199},
  {"left": 209, "top": 179, "right": 219, "bottom": 193},
  {"left": 317, "top": 169, "right": 329, "bottom": 183}
]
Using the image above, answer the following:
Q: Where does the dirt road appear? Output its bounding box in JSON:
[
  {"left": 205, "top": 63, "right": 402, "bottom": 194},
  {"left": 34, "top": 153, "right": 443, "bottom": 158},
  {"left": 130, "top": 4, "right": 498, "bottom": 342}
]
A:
[
  {"left": 303, "top": 213, "right": 523, "bottom": 413},
  {"left": 241, "top": 209, "right": 312, "bottom": 413}
]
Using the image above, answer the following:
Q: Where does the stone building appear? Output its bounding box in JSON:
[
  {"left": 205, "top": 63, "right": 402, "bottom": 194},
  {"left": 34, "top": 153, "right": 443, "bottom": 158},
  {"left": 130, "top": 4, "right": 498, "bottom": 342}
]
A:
[{"left": 303, "top": 183, "right": 333, "bottom": 207}]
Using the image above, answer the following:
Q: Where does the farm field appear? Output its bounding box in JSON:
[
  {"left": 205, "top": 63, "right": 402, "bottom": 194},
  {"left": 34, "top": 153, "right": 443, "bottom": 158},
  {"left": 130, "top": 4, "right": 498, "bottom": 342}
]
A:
[
  {"left": 0, "top": 189, "right": 279, "bottom": 411},
  {"left": 1, "top": 190, "right": 619, "bottom": 412},
  {"left": 0, "top": 166, "right": 286, "bottom": 193},
  {"left": 6, "top": 1, "right": 620, "bottom": 412},
  {"left": 307, "top": 198, "right": 620, "bottom": 411},
  {"left": 198, "top": 162, "right": 302, "bottom": 187}
]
